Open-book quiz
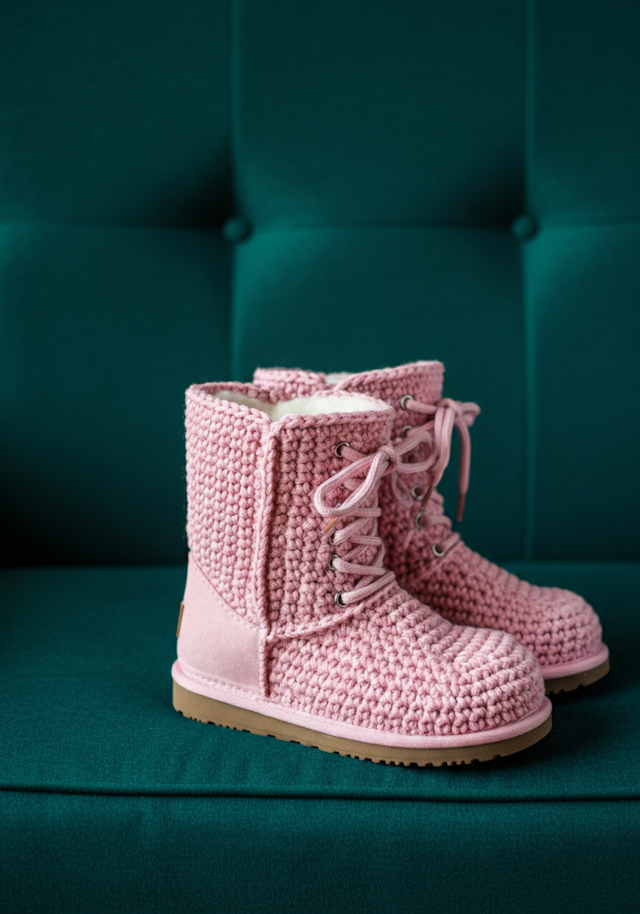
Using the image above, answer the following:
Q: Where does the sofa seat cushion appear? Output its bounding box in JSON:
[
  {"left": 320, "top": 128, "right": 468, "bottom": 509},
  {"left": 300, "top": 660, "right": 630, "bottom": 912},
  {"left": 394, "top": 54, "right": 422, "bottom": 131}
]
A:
[
  {"left": 2, "top": 563, "right": 640, "bottom": 913},
  {"left": 1, "top": 563, "right": 639, "bottom": 799}
]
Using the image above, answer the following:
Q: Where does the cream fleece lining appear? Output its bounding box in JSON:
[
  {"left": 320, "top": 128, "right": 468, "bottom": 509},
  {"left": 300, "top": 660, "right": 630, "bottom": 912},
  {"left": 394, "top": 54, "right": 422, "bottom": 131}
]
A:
[{"left": 215, "top": 390, "right": 385, "bottom": 420}]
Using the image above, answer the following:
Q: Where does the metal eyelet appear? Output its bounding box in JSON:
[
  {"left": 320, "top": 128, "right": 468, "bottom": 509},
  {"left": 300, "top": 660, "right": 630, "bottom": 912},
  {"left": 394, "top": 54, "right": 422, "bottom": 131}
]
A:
[
  {"left": 432, "top": 543, "right": 445, "bottom": 558},
  {"left": 411, "top": 485, "right": 425, "bottom": 500},
  {"left": 334, "top": 591, "right": 347, "bottom": 607},
  {"left": 401, "top": 425, "right": 413, "bottom": 438},
  {"left": 329, "top": 554, "right": 340, "bottom": 571},
  {"left": 399, "top": 394, "right": 414, "bottom": 410},
  {"left": 415, "top": 509, "right": 425, "bottom": 529},
  {"left": 334, "top": 441, "right": 350, "bottom": 457}
]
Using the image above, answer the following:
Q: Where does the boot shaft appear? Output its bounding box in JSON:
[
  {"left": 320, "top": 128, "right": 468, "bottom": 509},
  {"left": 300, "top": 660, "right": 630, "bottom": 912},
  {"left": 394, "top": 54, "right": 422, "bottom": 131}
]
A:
[
  {"left": 185, "top": 383, "right": 394, "bottom": 635},
  {"left": 252, "top": 364, "right": 455, "bottom": 578}
]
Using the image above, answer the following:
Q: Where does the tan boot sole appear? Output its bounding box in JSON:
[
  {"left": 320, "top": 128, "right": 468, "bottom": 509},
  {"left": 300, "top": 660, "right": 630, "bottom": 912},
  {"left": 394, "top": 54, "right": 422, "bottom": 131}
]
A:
[
  {"left": 173, "top": 681, "right": 552, "bottom": 767},
  {"left": 544, "top": 657, "right": 610, "bottom": 695}
]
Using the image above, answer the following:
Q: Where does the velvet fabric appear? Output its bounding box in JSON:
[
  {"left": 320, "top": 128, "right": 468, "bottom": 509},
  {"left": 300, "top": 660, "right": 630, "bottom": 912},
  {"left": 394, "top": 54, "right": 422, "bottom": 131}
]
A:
[
  {"left": 3, "top": 794, "right": 639, "bottom": 914},
  {"left": 1, "top": 564, "right": 637, "bottom": 798},
  {"left": 2, "top": 0, "right": 639, "bottom": 910},
  {"left": 2, "top": 0, "right": 639, "bottom": 566},
  {"left": 1, "top": 564, "right": 639, "bottom": 912}
]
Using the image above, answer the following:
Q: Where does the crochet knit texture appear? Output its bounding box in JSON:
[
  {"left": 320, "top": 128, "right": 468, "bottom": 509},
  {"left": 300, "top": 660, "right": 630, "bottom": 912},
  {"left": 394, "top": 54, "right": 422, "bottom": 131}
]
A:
[
  {"left": 253, "top": 364, "right": 604, "bottom": 670},
  {"left": 185, "top": 382, "right": 544, "bottom": 737}
]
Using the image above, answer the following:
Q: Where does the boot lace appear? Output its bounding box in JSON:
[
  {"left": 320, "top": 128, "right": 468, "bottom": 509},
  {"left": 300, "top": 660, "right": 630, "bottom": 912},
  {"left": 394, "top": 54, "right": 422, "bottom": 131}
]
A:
[
  {"left": 398, "top": 396, "right": 480, "bottom": 556},
  {"left": 314, "top": 434, "right": 432, "bottom": 607}
]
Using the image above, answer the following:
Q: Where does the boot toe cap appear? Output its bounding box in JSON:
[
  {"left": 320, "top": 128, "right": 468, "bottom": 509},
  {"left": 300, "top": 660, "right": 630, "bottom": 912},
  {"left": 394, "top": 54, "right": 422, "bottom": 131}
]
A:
[
  {"left": 444, "top": 627, "right": 546, "bottom": 735},
  {"left": 523, "top": 587, "right": 604, "bottom": 669}
]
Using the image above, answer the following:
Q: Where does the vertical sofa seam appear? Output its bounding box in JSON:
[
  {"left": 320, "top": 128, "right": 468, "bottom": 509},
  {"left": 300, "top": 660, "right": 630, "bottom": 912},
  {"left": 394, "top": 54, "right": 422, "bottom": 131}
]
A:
[
  {"left": 522, "top": 0, "right": 536, "bottom": 561},
  {"left": 229, "top": 0, "right": 242, "bottom": 379}
]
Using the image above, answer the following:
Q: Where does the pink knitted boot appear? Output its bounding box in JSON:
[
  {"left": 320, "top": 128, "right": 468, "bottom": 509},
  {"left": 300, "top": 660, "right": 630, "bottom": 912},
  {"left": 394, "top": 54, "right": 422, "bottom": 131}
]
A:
[
  {"left": 172, "top": 381, "right": 551, "bottom": 765},
  {"left": 254, "top": 364, "right": 609, "bottom": 694}
]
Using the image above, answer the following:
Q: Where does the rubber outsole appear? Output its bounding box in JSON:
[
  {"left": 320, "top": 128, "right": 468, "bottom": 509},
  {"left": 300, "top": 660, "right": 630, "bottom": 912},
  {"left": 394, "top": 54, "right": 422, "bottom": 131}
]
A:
[
  {"left": 173, "top": 680, "right": 552, "bottom": 767},
  {"left": 544, "top": 657, "right": 610, "bottom": 695}
]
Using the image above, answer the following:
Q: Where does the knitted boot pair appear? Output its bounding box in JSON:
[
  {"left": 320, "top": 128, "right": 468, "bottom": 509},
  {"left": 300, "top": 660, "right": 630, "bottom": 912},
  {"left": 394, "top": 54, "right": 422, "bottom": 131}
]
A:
[{"left": 172, "top": 363, "right": 607, "bottom": 766}]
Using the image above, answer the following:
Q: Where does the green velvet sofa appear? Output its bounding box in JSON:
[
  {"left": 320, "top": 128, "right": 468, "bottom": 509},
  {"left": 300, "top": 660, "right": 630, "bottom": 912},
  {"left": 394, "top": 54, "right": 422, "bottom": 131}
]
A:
[{"left": 2, "top": 1, "right": 639, "bottom": 911}]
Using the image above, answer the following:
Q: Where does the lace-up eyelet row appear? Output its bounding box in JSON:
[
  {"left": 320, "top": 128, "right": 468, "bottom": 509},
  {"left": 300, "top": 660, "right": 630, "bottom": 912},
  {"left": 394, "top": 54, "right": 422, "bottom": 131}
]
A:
[
  {"left": 326, "top": 473, "right": 343, "bottom": 598},
  {"left": 328, "top": 526, "right": 343, "bottom": 607},
  {"left": 315, "top": 442, "right": 397, "bottom": 612},
  {"left": 328, "top": 447, "right": 355, "bottom": 606},
  {"left": 393, "top": 395, "right": 481, "bottom": 549},
  {"left": 327, "top": 459, "right": 344, "bottom": 598},
  {"left": 416, "top": 508, "right": 446, "bottom": 556}
]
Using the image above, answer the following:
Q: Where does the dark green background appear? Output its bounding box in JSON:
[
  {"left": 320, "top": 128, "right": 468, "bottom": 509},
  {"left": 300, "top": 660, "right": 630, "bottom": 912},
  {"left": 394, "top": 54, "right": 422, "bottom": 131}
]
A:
[
  {"left": 1, "top": 1, "right": 639, "bottom": 911},
  {"left": 2, "top": 0, "right": 639, "bottom": 566}
]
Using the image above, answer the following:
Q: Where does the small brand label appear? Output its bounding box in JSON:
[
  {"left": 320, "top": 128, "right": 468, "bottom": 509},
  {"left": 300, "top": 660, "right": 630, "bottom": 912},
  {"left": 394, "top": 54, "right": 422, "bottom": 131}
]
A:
[{"left": 176, "top": 602, "right": 185, "bottom": 639}]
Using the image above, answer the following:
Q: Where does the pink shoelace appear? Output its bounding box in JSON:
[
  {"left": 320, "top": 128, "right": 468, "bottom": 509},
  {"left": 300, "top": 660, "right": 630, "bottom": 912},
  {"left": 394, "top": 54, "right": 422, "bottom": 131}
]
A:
[
  {"left": 398, "top": 396, "right": 480, "bottom": 556},
  {"left": 314, "top": 433, "right": 433, "bottom": 607}
]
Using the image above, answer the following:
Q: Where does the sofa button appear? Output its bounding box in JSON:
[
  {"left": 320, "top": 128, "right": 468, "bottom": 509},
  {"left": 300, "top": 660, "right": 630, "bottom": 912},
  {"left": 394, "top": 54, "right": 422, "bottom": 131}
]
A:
[
  {"left": 510, "top": 214, "right": 538, "bottom": 241},
  {"left": 223, "top": 216, "right": 252, "bottom": 243}
]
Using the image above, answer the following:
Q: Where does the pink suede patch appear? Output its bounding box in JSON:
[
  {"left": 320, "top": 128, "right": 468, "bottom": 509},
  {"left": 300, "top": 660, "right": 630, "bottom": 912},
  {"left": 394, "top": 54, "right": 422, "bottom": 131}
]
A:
[{"left": 178, "top": 554, "right": 262, "bottom": 693}]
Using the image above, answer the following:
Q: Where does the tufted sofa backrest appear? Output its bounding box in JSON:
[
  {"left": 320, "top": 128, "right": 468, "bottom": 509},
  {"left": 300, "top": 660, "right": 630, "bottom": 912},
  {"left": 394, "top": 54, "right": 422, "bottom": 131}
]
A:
[{"left": 2, "top": 0, "right": 639, "bottom": 566}]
